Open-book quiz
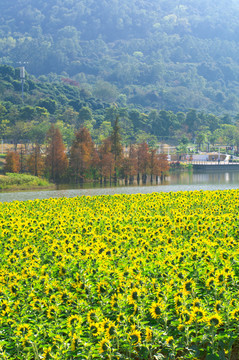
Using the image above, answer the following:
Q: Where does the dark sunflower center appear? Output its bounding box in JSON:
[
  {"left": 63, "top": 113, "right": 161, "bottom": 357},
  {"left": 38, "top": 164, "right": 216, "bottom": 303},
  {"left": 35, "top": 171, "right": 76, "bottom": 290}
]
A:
[
  {"left": 109, "top": 326, "right": 115, "bottom": 335},
  {"left": 102, "top": 342, "right": 108, "bottom": 351},
  {"left": 130, "top": 334, "right": 139, "bottom": 344},
  {"left": 155, "top": 306, "right": 161, "bottom": 315},
  {"left": 100, "top": 286, "right": 106, "bottom": 293},
  {"left": 185, "top": 282, "right": 192, "bottom": 291},
  {"left": 210, "top": 317, "right": 219, "bottom": 326}
]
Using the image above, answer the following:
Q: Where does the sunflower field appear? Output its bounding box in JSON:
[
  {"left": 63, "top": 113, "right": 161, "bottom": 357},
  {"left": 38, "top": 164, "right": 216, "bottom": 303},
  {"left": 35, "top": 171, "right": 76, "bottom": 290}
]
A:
[{"left": 1, "top": 190, "right": 239, "bottom": 359}]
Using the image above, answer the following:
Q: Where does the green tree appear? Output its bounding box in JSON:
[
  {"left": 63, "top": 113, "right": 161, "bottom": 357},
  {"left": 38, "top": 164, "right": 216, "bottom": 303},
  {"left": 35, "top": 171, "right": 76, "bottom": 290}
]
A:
[
  {"left": 195, "top": 130, "right": 209, "bottom": 152},
  {"left": 58, "top": 107, "right": 79, "bottom": 126},
  {"left": 93, "top": 81, "right": 119, "bottom": 102},
  {"left": 38, "top": 99, "right": 57, "bottom": 114},
  {"left": 54, "top": 120, "right": 75, "bottom": 148},
  {"left": 8, "top": 121, "right": 29, "bottom": 151},
  {"left": 28, "top": 121, "right": 50, "bottom": 146},
  {"left": 20, "top": 106, "right": 36, "bottom": 121},
  {"left": 35, "top": 106, "right": 50, "bottom": 122},
  {"left": 0, "top": 119, "right": 10, "bottom": 140},
  {"left": 95, "top": 121, "right": 113, "bottom": 144},
  {"left": 135, "top": 131, "right": 158, "bottom": 148},
  {"left": 0, "top": 104, "right": 7, "bottom": 119}
]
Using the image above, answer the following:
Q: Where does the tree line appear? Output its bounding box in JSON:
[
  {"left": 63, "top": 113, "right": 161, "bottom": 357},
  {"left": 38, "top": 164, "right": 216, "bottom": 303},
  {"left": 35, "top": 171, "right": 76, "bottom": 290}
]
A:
[
  {"left": 2, "top": 64, "right": 239, "bottom": 152},
  {"left": 4, "top": 119, "right": 169, "bottom": 185}
]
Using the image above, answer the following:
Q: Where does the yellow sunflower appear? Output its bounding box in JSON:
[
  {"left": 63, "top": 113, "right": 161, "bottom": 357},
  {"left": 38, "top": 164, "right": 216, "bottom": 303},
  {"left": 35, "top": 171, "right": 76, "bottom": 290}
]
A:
[
  {"left": 129, "top": 329, "right": 141, "bottom": 346},
  {"left": 110, "top": 294, "right": 119, "bottom": 310},
  {"left": 0, "top": 300, "right": 10, "bottom": 316},
  {"left": 180, "top": 309, "right": 194, "bottom": 325},
  {"left": 207, "top": 313, "right": 223, "bottom": 327},
  {"left": 205, "top": 277, "right": 218, "bottom": 289},
  {"left": 42, "top": 347, "right": 52, "bottom": 360},
  {"left": 67, "top": 314, "right": 82, "bottom": 330},
  {"left": 105, "top": 321, "right": 117, "bottom": 338},
  {"left": 9, "top": 282, "right": 18, "bottom": 295},
  {"left": 117, "top": 312, "right": 125, "bottom": 324},
  {"left": 30, "top": 298, "right": 44, "bottom": 311},
  {"left": 182, "top": 279, "right": 196, "bottom": 295},
  {"left": 97, "top": 280, "right": 108, "bottom": 295},
  {"left": 99, "top": 338, "right": 110, "bottom": 354},
  {"left": 145, "top": 327, "right": 153, "bottom": 342},
  {"left": 128, "top": 287, "right": 140, "bottom": 305},
  {"left": 16, "top": 323, "right": 32, "bottom": 338},
  {"left": 230, "top": 308, "right": 239, "bottom": 320},
  {"left": 47, "top": 305, "right": 58, "bottom": 319},
  {"left": 192, "top": 307, "right": 207, "bottom": 323},
  {"left": 71, "top": 333, "right": 78, "bottom": 351},
  {"left": 90, "top": 323, "right": 101, "bottom": 337},
  {"left": 87, "top": 309, "right": 100, "bottom": 324},
  {"left": 149, "top": 300, "right": 165, "bottom": 319},
  {"left": 214, "top": 300, "right": 222, "bottom": 313},
  {"left": 166, "top": 336, "right": 174, "bottom": 345}
]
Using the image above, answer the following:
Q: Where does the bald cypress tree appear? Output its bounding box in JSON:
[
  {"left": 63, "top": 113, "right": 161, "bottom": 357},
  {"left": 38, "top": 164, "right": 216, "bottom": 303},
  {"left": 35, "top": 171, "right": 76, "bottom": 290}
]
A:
[
  {"left": 69, "top": 126, "right": 95, "bottom": 184},
  {"left": 45, "top": 124, "right": 68, "bottom": 182},
  {"left": 4, "top": 151, "right": 20, "bottom": 173},
  {"left": 137, "top": 142, "right": 150, "bottom": 184},
  {"left": 110, "top": 116, "right": 123, "bottom": 184}
]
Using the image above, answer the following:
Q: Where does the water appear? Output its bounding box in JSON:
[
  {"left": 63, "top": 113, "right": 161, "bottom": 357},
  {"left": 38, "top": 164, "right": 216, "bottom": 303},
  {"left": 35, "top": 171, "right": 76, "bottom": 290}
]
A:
[{"left": 1, "top": 170, "right": 239, "bottom": 203}]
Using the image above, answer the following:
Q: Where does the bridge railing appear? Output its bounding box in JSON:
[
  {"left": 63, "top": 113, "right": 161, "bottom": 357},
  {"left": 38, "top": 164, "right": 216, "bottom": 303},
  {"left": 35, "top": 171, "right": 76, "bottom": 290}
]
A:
[{"left": 189, "top": 161, "right": 237, "bottom": 165}]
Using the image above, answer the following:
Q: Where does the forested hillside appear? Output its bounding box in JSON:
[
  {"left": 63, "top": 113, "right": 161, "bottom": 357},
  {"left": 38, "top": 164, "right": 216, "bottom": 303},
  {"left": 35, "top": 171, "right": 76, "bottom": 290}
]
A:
[
  {"left": 1, "top": 63, "right": 239, "bottom": 153},
  {"left": 1, "top": 0, "right": 239, "bottom": 114}
]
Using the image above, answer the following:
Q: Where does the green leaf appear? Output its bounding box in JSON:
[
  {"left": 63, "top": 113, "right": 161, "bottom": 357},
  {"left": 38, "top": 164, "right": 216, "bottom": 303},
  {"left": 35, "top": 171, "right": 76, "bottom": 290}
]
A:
[{"left": 205, "top": 353, "right": 220, "bottom": 360}]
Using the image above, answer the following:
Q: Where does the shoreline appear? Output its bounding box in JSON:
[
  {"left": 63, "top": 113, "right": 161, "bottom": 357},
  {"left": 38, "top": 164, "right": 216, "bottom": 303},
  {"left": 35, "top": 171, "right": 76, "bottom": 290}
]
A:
[{"left": 0, "top": 184, "right": 56, "bottom": 193}]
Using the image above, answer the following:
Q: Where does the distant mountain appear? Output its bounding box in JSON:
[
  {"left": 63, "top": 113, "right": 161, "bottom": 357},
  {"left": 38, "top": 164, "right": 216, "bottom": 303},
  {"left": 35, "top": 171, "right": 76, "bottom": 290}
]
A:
[{"left": 1, "top": 0, "right": 239, "bottom": 114}]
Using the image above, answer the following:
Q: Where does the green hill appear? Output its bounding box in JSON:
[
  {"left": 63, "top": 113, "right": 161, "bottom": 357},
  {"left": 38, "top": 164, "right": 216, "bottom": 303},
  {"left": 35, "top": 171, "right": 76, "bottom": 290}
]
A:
[{"left": 1, "top": 0, "right": 239, "bottom": 114}]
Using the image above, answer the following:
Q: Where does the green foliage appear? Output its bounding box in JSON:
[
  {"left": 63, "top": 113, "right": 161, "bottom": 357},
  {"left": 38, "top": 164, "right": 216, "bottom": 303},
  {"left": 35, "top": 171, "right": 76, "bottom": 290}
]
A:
[
  {"left": 38, "top": 98, "right": 57, "bottom": 114},
  {"left": 0, "top": 1, "right": 239, "bottom": 113},
  {"left": 0, "top": 60, "right": 239, "bottom": 148}
]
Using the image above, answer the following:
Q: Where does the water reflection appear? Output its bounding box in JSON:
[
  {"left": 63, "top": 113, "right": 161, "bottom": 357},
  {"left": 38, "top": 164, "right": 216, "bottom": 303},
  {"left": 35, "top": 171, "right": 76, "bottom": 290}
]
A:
[
  {"left": 168, "top": 170, "right": 239, "bottom": 185},
  {"left": 0, "top": 170, "right": 239, "bottom": 203}
]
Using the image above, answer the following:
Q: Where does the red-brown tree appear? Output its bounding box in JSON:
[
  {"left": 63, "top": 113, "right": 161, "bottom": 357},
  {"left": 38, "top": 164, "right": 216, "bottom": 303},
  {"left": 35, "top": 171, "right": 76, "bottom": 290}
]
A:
[
  {"left": 45, "top": 124, "right": 68, "bottom": 182},
  {"left": 110, "top": 117, "right": 123, "bottom": 184},
  {"left": 98, "top": 137, "right": 115, "bottom": 184},
  {"left": 121, "top": 144, "right": 138, "bottom": 185},
  {"left": 4, "top": 151, "right": 20, "bottom": 173},
  {"left": 26, "top": 144, "right": 45, "bottom": 177},
  {"left": 158, "top": 153, "right": 170, "bottom": 180},
  {"left": 148, "top": 150, "right": 170, "bottom": 183},
  {"left": 69, "top": 127, "right": 95, "bottom": 183},
  {"left": 137, "top": 142, "right": 150, "bottom": 184}
]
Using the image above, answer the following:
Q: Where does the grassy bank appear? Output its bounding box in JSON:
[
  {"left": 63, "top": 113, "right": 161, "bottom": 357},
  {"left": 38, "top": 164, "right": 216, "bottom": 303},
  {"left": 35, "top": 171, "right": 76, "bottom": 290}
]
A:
[{"left": 0, "top": 173, "right": 54, "bottom": 191}]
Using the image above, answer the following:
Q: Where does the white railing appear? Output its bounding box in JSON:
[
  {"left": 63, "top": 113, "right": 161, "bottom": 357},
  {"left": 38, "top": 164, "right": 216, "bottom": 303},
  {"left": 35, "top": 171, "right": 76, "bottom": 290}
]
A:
[{"left": 190, "top": 161, "right": 237, "bottom": 165}]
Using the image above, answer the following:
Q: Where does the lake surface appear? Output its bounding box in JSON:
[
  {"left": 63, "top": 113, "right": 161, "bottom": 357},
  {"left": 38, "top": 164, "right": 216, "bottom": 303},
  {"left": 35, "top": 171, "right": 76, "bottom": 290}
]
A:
[{"left": 1, "top": 170, "right": 239, "bottom": 203}]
